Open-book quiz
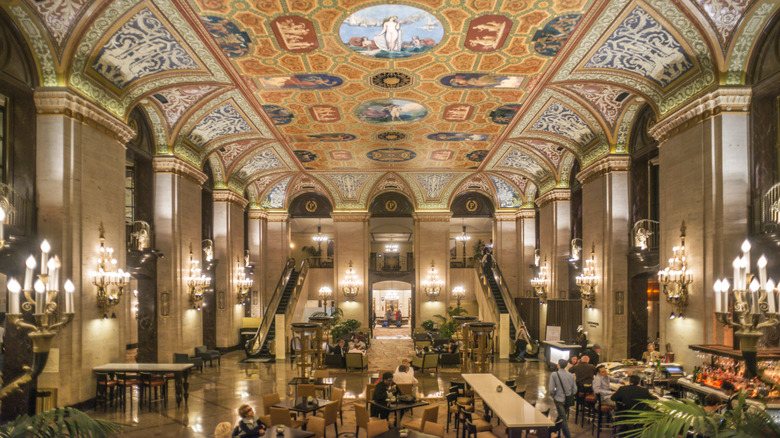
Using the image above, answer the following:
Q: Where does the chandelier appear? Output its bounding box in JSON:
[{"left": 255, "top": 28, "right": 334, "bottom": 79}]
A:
[
  {"left": 658, "top": 221, "right": 693, "bottom": 319},
  {"left": 385, "top": 243, "right": 399, "bottom": 252},
  {"left": 455, "top": 225, "right": 471, "bottom": 242},
  {"left": 422, "top": 260, "right": 444, "bottom": 302},
  {"left": 318, "top": 285, "right": 332, "bottom": 301},
  {"left": 341, "top": 260, "right": 360, "bottom": 302},
  {"left": 91, "top": 224, "right": 130, "bottom": 318},
  {"left": 530, "top": 256, "right": 549, "bottom": 303},
  {"left": 186, "top": 244, "right": 211, "bottom": 310},
  {"left": 2, "top": 239, "right": 75, "bottom": 399},
  {"left": 715, "top": 239, "right": 779, "bottom": 391},
  {"left": 313, "top": 225, "right": 328, "bottom": 243},
  {"left": 235, "top": 257, "right": 253, "bottom": 305},
  {"left": 452, "top": 285, "right": 465, "bottom": 308},
  {"left": 576, "top": 243, "right": 598, "bottom": 309}
]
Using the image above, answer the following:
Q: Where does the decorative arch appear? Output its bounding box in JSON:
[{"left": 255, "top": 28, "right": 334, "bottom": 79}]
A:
[
  {"left": 450, "top": 192, "right": 495, "bottom": 217},
  {"left": 369, "top": 191, "right": 415, "bottom": 217},
  {"left": 288, "top": 192, "right": 333, "bottom": 218}
]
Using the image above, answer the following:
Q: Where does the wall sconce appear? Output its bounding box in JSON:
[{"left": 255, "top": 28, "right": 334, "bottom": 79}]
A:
[
  {"left": 658, "top": 221, "right": 693, "bottom": 319},
  {"left": 576, "top": 243, "right": 598, "bottom": 309},
  {"left": 341, "top": 260, "right": 360, "bottom": 302},
  {"left": 531, "top": 256, "right": 549, "bottom": 303},
  {"left": 2, "top": 240, "right": 74, "bottom": 399},
  {"left": 235, "top": 257, "right": 253, "bottom": 305},
  {"left": 452, "top": 286, "right": 465, "bottom": 309},
  {"left": 160, "top": 291, "right": 171, "bottom": 317},
  {"left": 186, "top": 244, "right": 210, "bottom": 310},
  {"left": 615, "top": 290, "right": 624, "bottom": 315},
  {"left": 318, "top": 286, "right": 332, "bottom": 309},
  {"left": 422, "top": 260, "right": 444, "bottom": 302},
  {"left": 91, "top": 224, "right": 130, "bottom": 319}
]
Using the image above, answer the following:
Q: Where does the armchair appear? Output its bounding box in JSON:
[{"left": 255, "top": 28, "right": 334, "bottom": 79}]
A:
[
  {"left": 345, "top": 352, "right": 368, "bottom": 371},
  {"left": 194, "top": 345, "right": 221, "bottom": 367},
  {"left": 173, "top": 353, "right": 203, "bottom": 373}
]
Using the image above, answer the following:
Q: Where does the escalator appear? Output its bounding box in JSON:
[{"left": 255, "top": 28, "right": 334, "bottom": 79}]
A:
[{"left": 245, "top": 259, "right": 309, "bottom": 358}]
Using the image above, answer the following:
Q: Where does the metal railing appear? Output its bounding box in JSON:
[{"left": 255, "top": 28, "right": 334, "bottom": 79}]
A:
[
  {"left": 245, "top": 259, "right": 296, "bottom": 356},
  {"left": 127, "top": 220, "right": 153, "bottom": 251},
  {"left": 761, "top": 183, "right": 780, "bottom": 232},
  {"left": 372, "top": 254, "right": 411, "bottom": 272},
  {"left": 0, "top": 182, "right": 33, "bottom": 235},
  {"left": 631, "top": 219, "right": 660, "bottom": 250},
  {"left": 474, "top": 259, "right": 528, "bottom": 343},
  {"left": 282, "top": 258, "right": 311, "bottom": 352}
]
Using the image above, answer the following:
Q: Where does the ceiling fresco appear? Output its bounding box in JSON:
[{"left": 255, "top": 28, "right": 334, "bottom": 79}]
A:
[{"left": 6, "top": 0, "right": 778, "bottom": 211}]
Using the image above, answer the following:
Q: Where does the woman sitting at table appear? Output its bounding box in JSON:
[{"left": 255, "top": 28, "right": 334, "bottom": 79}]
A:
[{"left": 233, "top": 404, "right": 266, "bottom": 437}]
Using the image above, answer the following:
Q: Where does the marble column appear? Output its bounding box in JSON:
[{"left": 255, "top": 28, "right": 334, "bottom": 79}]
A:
[
  {"left": 493, "top": 212, "right": 519, "bottom": 296},
  {"left": 247, "top": 209, "right": 266, "bottom": 317},
  {"left": 517, "top": 208, "right": 537, "bottom": 297},
  {"left": 153, "top": 156, "right": 207, "bottom": 362},
  {"left": 413, "top": 212, "right": 452, "bottom": 327},
  {"left": 264, "top": 212, "right": 290, "bottom": 307},
  {"left": 536, "top": 189, "right": 572, "bottom": 299},
  {"left": 650, "top": 87, "right": 751, "bottom": 367},
  {"left": 212, "top": 190, "right": 248, "bottom": 349},
  {"left": 332, "top": 212, "right": 371, "bottom": 325},
  {"left": 578, "top": 155, "right": 631, "bottom": 361},
  {"left": 34, "top": 89, "right": 135, "bottom": 407}
]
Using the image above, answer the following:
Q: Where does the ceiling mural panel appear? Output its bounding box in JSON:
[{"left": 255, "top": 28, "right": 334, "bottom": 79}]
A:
[
  {"left": 152, "top": 85, "right": 219, "bottom": 128},
  {"left": 692, "top": 0, "right": 752, "bottom": 50},
  {"left": 339, "top": 5, "right": 444, "bottom": 58},
  {"left": 411, "top": 173, "right": 459, "bottom": 200},
  {"left": 218, "top": 139, "right": 266, "bottom": 168},
  {"left": 528, "top": 100, "right": 597, "bottom": 147},
  {"left": 532, "top": 14, "right": 583, "bottom": 56},
  {"left": 187, "top": 101, "right": 255, "bottom": 148},
  {"left": 488, "top": 174, "right": 525, "bottom": 209},
  {"left": 233, "top": 147, "right": 287, "bottom": 182},
  {"left": 557, "top": 83, "right": 632, "bottom": 132},
  {"left": 497, "top": 148, "right": 550, "bottom": 180},
  {"left": 515, "top": 139, "right": 567, "bottom": 169},
  {"left": 260, "top": 175, "right": 293, "bottom": 209},
  {"left": 28, "top": 0, "right": 89, "bottom": 50}
]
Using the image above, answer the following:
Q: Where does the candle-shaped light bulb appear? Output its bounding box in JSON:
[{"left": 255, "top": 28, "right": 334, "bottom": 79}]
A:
[
  {"left": 758, "top": 255, "right": 768, "bottom": 287},
  {"left": 34, "top": 279, "right": 45, "bottom": 313},
  {"left": 24, "top": 255, "right": 36, "bottom": 290},
  {"left": 766, "top": 279, "right": 776, "bottom": 314},
  {"left": 714, "top": 280, "right": 722, "bottom": 313},
  {"left": 40, "top": 240, "right": 51, "bottom": 275},
  {"left": 7, "top": 278, "right": 20, "bottom": 314},
  {"left": 47, "top": 257, "right": 57, "bottom": 290},
  {"left": 750, "top": 278, "right": 760, "bottom": 314},
  {"left": 64, "top": 279, "right": 75, "bottom": 314},
  {"left": 0, "top": 206, "right": 5, "bottom": 243},
  {"left": 750, "top": 279, "right": 760, "bottom": 292},
  {"left": 742, "top": 240, "right": 751, "bottom": 253}
]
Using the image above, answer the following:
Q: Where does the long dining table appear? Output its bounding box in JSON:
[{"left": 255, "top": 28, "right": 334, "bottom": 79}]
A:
[
  {"left": 462, "top": 373, "right": 554, "bottom": 438},
  {"left": 93, "top": 363, "right": 194, "bottom": 408}
]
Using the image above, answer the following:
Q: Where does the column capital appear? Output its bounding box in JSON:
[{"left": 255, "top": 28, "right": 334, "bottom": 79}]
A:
[
  {"left": 649, "top": 87, "right": 752, "bottom": 142},
  {"left": 493, "top": 212, "right": 517, "bottom": 222},
  {"left": 331, "top": 211, "right": 371, "bottom": 222},
  {"left": 266, "top": 211, "right": 289, "bottom": 222},
  {"left": 577, "top": 155, "right": 631, "bottom": 185},
  {"left": 535, "top": 188, "right": 570, "bottom": 208},
  {"left": 34, "top": 88, "right": 136, "bottom": 143},
  {"left": 153, "top": 156, "right": 208, "bottom": 186},
  {"left": 247, "top": 209, "right": 267, "bottom": 220},
  {"left": 213, "top": 189, "right": 248, "bottom": 209},
  {"left": 412, "top": 211, "right": 453, "bottom": 222},
  {"left": 516, "top": 208, "right": 536, "bottom": 219}
]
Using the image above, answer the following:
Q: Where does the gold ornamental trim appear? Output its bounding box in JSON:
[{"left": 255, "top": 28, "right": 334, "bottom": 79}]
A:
[
  {"left": 152, "top": 156, "right": 208, "bottom": 186},
  {"left": 330, "top": 212, "right": 371, "bottom": 222},
  {"left": 412, "top": 211, "right": 452, "bottom": 222},
  {"left": 649, "top": 87, "right": 752, "bottom": 143},
  {"left": 535, "top": 188, "right": 570, "bottom": 208},
  {"left": 516, "top": 209, "right": 536, "bottom": 219},
  {"left": 34, "top": 89, "right": 136, "bottom": 144},
  {"left": 577, "top": 155, "right": 631, "bottom": 185},
  {"left": 247, "top": 209, "right": 267, "bottom": 220},
  {"left": 213, "top": 189, "right": 248, "bottom": 209},
  {"left": 493, "top": 212, "right": 517, "bottom": 222},
  {"left": 266, "top": 212, "right": 289, "bottom": 222}
]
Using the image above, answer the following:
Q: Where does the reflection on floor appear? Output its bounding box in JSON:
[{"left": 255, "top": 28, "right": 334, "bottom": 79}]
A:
[{"left": 87, "top": 337, "right": 601, "bottom": 437}]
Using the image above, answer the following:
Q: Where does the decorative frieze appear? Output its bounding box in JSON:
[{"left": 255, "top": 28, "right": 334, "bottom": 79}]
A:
[
  {"left": 535, "top": 188, "right": 570, "bottom": 208},
  {"left": 649, "top": 87, "right": 752, "bottom": 142},
  {"left": 266, "top": 212, "right": 289, "bottom": 222},
  {"left": 516, "top": 209, "right": 536, "bottom": 219},
  {"left": 247, "top": 209, "right": 267, "bottom": 220},
  {"left": 493, "top": 212, "right": 517, "bottom": 222},
  {"left": 577, "top": 155, "right": 631, "bottom": 185},
  {"left": 152, "top": 156, "right": 208, "bottom": 186},
  {"left": 412, "top": 211, "right": 453, "bottom": 222},
  {"left": 213, "top": 189, "right": 248, "bottom": 209},
  {"left": 34, "top": 89, "right": 136, "bottom": 143},
  {"left": 330, "top": 212, "right": 371, "bottom": 222}
]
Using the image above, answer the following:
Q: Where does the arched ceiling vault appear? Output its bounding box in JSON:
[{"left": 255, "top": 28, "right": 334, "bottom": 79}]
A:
[{"left": 5, "top": 0, "right": 779, "bottom": 211}]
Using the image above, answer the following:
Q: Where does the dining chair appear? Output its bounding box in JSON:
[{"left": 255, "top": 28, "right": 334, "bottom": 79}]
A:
[
  {"left": 355, "top": 403, "right": 372, "bottom": 437},
  {"left": 95, "top": 372, "right": 117, "bottom": 412},
  {"left": 446, "top": 392, "right": 460, "bottom": 433},
  {"left": 139, "top": 372, "right": 167, "bottom": 411},
  {"left": 366, "top": 418, "right": 389, "bottom": 438},
  {"left": 270, "top": 406, "right": 305, "bottom": 428},
  {"left": 115, "top": 371, "right": 140, "bottom": 410},
  {"left": 308, "top": 416, "right": 326, "bottom": 438},
  {"left": 397, "top": 382, "right": 413, "bottom": 396},
  {"left": 313, "top": 369, "right": 331, "bottom": 398},
  {"left": 458, "top": 407, "right": 491, "bottom": 437},
  {"left": 423, "top": 421, "right": 446, "bottom": 438},
  {"left": 365, "top": 383, "right": 375, "bottom": 408},
  {"left": 401, "top": 404, "right": 438, "bottom": 431},
  {"left": 464, "top": 420, "right": 499, "bottom": 438},
  {"left": 330, "top": 387, "right": 344, "bottom": 425},
  {"left": 261, "top": 392, "right": 290, "bottom": 426},
  {"left": 319, "top": 400, "right": 339, "bottom": 435},
  {"left": 298, "top": 383, "right": 317, "bottom": 399}
]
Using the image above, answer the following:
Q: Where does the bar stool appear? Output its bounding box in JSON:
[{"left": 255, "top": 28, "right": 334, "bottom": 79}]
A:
[
  {"left": 95, "top": 372, "right": 117, "bottom": 412},
  {"left": 140, "top": 372, "right": 167, "bottom": 411},
  {"left": 592, "top": 394, "right": 615, "bottom": 438},
  {"left": 115, "top": 372, "right": 140, "bottom": 410}
]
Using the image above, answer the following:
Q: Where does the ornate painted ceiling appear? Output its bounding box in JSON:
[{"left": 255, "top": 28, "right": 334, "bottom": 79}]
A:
[{"left": 6, "top": 0, "right": 777, "bottom": 211}]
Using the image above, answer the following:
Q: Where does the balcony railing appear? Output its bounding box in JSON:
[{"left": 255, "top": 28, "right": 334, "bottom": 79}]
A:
[
  {"left": 631, "top": 219, "right": 660, "bottom": 251},
  {"left": 761, "top": 183, "right": 780, "bottom": 233},
  {"left": 127, "top": 220, "right": 153, "bottom": 251},
  {"left": 370, "top": 253, "right": 412, "bottom": 272}
]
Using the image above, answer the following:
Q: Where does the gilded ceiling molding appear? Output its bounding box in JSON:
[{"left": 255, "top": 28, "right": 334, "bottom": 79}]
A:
[
  {"left": 247, "top": 209, "right": 267, "bottom": 220},
  {"left": 34, "top": 89, "right": 136, "bottom": 143},
  {"left": 726, "top": 2, "right": 780, "bottom": 85},
  {"left": 412, "top": 211, "right": 453, "bottom": 222},
  {"left": 493, "top": 212, "right": 517, "bottom": 222},
  {"left": 266, "top": 212, "right": 289, "bottom": 222},
  {"left": 648, "top": 87, "right": 751, "bottom": 142},
  {"left": 535, "top": 188, "right": 571, "bottom": 208},
  {"left": 576, "top": 155, "right": 631, "bottom": 185},
  {"left": 516, "top": 209, "right": 536, "bottom": 219},
  {"left": 138, "top": 102, "right": 170, "bottom": 154},
  {"left": 213, "top": 189, "right": 248, "bottom": 209},
  {"left": 8, "top": 5, "right": 57, "bottom": 87},
  {"left": 152, "top": 156, "right": 208, "bottom": 186},
  {"left": 330, "top": 212, "right": 371, "bottom": 222}
]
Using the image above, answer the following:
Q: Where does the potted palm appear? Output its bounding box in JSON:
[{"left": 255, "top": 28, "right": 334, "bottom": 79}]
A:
[{"left": 0, "top": 407, "right": 129, "bottom": 437}]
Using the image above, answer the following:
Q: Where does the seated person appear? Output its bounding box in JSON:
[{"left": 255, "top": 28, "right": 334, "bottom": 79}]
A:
[
  {"left": 611, "top": 374, "right": 656, "bottom": 412},
  {"left": 393, "top": 364, "right": 418, "bottom": 385},
  {"left": 349, "top": 335, "right": 366, "bottom": 352},
  {"left": 332, "top": 339, "right": 347, "bottom": 367},
  {"left": 394, "top": 358, "right": 415, "bottom": 377},
  {"left": 592, "top": 365, "right": 614, "bottom": 405},
  {"left": 513, "top": 329, "right": 528, "bottom": 362},
  {"left": 566, "top": 355, "right": 579, "bottom": 371},
  {"left": 641, "top": 343, "right": 661, "bottom": 364},
  {"left": 371, "top": 372, "right": 402, "bottom": 419},
  {"left": 571, "top": 355, "right": 597, "bottom": 392},
  {"left": 234, "top": 404, "right": 266, "bottom": 438},
  {"left": 703, "top": 393, "right": 723, "bottom": 412}
]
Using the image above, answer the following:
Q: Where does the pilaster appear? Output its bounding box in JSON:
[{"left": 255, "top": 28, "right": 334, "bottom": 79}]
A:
[
  {"left": 493, "top": 212, "right": 519, "bottom": 297},
  {"left": 412, "top": 212, "right": 452, "bottom": 327},
  {"left": 212, "top": 190, "right": 247, "bottom": 349},
  {"left": 265, "top": 212, "right": 290, "bottom": 310},
  {"left": 332, "top": 212, "right": 371, "bottom": 325},
  {"left": 517, "top": 208, "right": 537, "bottom": 297},
  {"left": 535, "top": 189, "right": 571, "bottom": 299},
  {"left": 247, "top": 209, "right": 267, "bottom": 316}
]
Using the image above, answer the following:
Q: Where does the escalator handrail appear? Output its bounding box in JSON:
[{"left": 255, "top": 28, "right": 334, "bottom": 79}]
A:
[
  {"left": 476, "top": 259, "right": 533, "bottom": 344},
  {"left": 474, "top": 264, "right": 503, "bottom": 327},
  {"left": 245, "top": 258, "right": 296, "bottom": 356},
  {"left": 282, "top": 258, "right": 311, "bottom": 326}
]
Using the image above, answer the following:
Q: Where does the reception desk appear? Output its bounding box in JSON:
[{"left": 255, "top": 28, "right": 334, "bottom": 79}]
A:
[{"left": 542, "top": 341, "right": 587, "bottom": 366}]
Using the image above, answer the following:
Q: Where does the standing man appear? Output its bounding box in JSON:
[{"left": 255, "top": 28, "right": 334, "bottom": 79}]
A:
[{"left": 549, "top": 359, "right": 577, "bottom": 438}]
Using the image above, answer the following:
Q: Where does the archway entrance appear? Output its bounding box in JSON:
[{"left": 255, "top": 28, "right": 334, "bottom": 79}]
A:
[{"left": 372, "top": 281, "right": 413, "bottom": 338}]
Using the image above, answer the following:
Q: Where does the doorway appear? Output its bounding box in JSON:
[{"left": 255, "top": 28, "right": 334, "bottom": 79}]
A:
[{"left": 372, "top": 281, "right": 412, "bottom": 338}]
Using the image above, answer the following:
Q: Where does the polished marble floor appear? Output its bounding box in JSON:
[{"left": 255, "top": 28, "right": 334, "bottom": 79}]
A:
[{"left": 87, "top": 331, "right": 603, "bottom": 437}]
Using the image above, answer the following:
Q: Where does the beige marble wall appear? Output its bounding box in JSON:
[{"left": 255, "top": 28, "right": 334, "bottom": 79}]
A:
[
  {"left": 580, "top": 158, "right": 631, "bottom": 361},
  {"left": 247, "top": 210, "right": 265, "bottom": 317},
  {"left": 264, "top": 213, "right": 289, "bottom": 306},
  {"left": 517, "top": 209, "right": 537, "bottom": 297},
  {"left": 35, "top": 105, "right": 128, "bottom": 405},
  {"left": 537, "top": 190, "right": 571, "bottom": 299},
  {"left": 493, "top": 213, "right": 519, "bottom": 296},
  {"left": 332, "top": 213, "right": 370, "bottom": 325},
  {"left": 213, "top": 194, "right": 247, "bottom": 348},
  {"left": 413, "top": 212, "right": 452, "bottom": 326}
]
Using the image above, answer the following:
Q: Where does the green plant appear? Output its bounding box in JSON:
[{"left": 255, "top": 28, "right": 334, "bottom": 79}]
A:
[
  {"left": 615, "top": 392, "right": 780, "bottom": 438},
  {"left": 0, "top": 407, "right": 129, "bottom": 438},
  {"left": 434, "top": 306, "right": 468, "bottom": 339},
  {"left": 472, "top": 239, "right": 485, "bottom": 262},
  {"left": 301, "top": 245, "right": 322, "bottom": 257},
  {"left": 421, "top": 320, "right": 436, "bottom": 331},
  {"left": 330, "top": 317, "right": 361, "bottom": 339}
]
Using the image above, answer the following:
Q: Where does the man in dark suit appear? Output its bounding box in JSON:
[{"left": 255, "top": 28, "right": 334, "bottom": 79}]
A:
[
  {"left": 581, "top": 344, "right": 601, "bottom": 365},
  {"left": 332, "top": 339, "right": 347, "bottom": 367},
  {"left": 372, "top": 372, "right": 401, "bottom": 419},
  {"left": 611, "top": 374, "right": 656, "bottom": 412}
]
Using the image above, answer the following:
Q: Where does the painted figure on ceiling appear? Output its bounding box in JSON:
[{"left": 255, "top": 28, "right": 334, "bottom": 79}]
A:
[{"left": 375, "top": 16, "right": 402, "bottom": 51}]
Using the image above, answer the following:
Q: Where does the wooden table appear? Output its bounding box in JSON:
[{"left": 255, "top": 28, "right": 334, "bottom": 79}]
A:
[
  {"left": 287, "top": 377, "right": 335, "bottom": 399},
  {"left": 462, "top": 373, "right": 553, "bottom": 438},
  {"left": 273, "top": 397, "right": 332, "bottom": 417},
  {"left": 269, "top": 424, "right": 315, "bottom": 438},
  {"left": 373, "top": 428, "right": 439, "bottom": 438},
  {"left": 370, "top": 400, "right": 430, "bottom": 427},
  {"left": 93, "top": 363, "right": 194, "bottom": 407}
]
